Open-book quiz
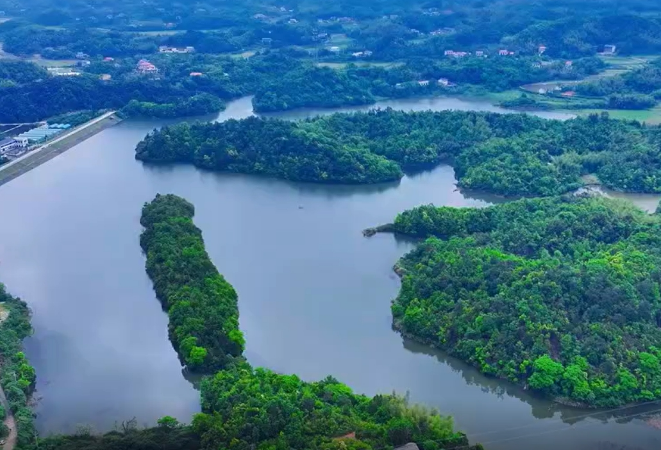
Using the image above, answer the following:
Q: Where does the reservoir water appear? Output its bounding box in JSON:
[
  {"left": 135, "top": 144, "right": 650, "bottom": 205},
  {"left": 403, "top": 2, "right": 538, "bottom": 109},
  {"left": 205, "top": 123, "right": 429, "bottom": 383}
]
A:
[{"left": 0, "top": 96, "right": 659, "bottom": 449}]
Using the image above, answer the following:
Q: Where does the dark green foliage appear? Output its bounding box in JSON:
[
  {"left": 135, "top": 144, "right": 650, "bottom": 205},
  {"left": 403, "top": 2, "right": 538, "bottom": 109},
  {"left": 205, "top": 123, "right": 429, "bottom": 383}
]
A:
[
  {"left": 253, "top": 66, "right": 375, "bottom": 112},
  {"left": 135, "top": 117, "right": 403, "bottom": 184},
  {"left": 137, "top": 108, "right": 661, "bottom": 194},
  {"left": 194, "top": 361, "right": 477, "bottom": 450},
  {"left": 0, "top": 285, "right": 36, "bottom": 448},
  {"left": 390, "top": 195, "right": 661, "bottom": 406},
  {"left": 0, "top": 60, "right": 48, "bottom": 84},
  {"left": 140, "top": 194, "right": 244, "bottom": 372},
  {"left": 37, "top": 426, "right": 201, "bottom": 450},
  {"left": 121, "top": 93, "right": 225, "bottom": 118}
]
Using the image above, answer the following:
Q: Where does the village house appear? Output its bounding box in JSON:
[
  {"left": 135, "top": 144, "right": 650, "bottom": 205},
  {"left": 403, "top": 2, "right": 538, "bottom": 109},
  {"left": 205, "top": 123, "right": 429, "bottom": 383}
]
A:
[
  {"left": 288, "top": 18, "right": 298, "bottom": 24},
  {"left": 99, "top": 74, "right": 112, "bottom": 81},
  {"left": 328, "top": 46, "right": 341, "bottom": 53},
  {"left": 603, "top": 44, "right": 617, "bottom": 54},
  {"left": 75, "top": 52, "right": 89, "bottom": 59},
  {"left": 538, "top": 45, "right": 547, "bottom": 54},
  {"left": 475, "top": 50, "right": 485, "bottom": 57},
  {"left": 532, "top": 62, "right": 542, "bottom": 68},
  {"left": 0, "top": 138, "right": 27, "bottom": 155},
  {"left": 262, "top": 37, "right": 273, "bottom": 45},
  {"left": 565, "top": 60, "right": 573, "bottom": 69},
  {"left": 438, "top": 78, "right": 450, "bottom": 86},
  {"left": 418, "top": 80, "right": 430, "bottom": 86},
  {"left": 47, "top": 67, "right": 81, "bottom": 76},
  {"left": 136, "top": 59, "right": 158, "bottom": 74},
  {"left": 103, "top": 57, "right": 114, "bottom": 62},
  {"left": 253, "top": 13, "right": 268, "bottom": 20},
  {"left": 158, "top": 46, "right": 195, "bottom": 54},
  {"left": 189, "top": 72, "right": 203, "bottom": 77}
]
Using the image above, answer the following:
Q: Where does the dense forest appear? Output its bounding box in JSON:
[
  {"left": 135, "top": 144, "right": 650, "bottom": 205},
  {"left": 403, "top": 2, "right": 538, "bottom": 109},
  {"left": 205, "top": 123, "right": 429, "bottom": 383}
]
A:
[
  {"left": 120, "top": 93, "right": 225, "bottom": 118},
  {"left": 140, "top": 194, "right": 244, "bottom": 372},
  {"left": 3, "top": 0, "right": 661, "bottom": 59},
  {"left": 385, "top": 195, "right": 661, "bottom": 407},
  {"left": 136, "top": 109, "right": 661, "bottom": 195},
  {"left": 40, "top": 362, "right": 482, "bottom": 450},
  {"left": 135, "top": 117, "right": 403, "bottom": 184},
  {"left": 0, "top": 285, "right": 37, "bottom": 448}
]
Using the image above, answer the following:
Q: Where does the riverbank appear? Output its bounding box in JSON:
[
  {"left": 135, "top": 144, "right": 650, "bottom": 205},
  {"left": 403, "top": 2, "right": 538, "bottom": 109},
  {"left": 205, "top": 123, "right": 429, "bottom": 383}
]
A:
[{"left": 0, "top": 111, "right": 120, "bottom": 187}]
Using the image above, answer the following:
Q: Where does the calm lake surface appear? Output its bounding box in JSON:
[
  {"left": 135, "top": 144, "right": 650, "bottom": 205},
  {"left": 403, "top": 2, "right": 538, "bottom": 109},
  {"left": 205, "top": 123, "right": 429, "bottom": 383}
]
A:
[{"left": 0, "top": 96, "right": 659, "bottom": 449}]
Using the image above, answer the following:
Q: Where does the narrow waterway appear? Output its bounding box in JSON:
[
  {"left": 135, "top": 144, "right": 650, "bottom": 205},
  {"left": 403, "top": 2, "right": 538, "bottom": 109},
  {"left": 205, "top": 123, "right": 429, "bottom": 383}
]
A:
[{"left": 0, "top": 97, "right": 658, "bottom": 449}]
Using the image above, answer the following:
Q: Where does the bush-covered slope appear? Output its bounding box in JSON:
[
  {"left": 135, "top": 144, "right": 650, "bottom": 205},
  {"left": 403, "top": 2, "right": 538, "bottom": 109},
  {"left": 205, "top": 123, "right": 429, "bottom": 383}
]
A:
[{"left": 390, "top": 195, "right": 661, "bottom": 407}]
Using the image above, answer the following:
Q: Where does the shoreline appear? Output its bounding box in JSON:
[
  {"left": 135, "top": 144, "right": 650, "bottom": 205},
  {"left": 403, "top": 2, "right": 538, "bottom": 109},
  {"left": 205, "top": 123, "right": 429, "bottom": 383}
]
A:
[{"left": 0, "top": 112, "right": 120, "bottom": 188}]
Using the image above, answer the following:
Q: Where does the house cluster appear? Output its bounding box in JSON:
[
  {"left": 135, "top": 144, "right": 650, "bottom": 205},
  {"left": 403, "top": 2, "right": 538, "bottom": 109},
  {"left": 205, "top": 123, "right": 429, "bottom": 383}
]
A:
[
  {"left": 430, "top": 28, "right": 456, "bottom": 36},
  {"left": 602, "top": 44, "right": 617, "bottom": 55},
  {"left": 47, "top": 67, "right": 81, "bottom": 77},
  {"left": 0, "top": 137, "right": 28, "bottom": 158},
  {"left": 317, "top": 17, "right": 354, "bottom": 24},
  {"left": 158, "top": 46, "right": 195, "bottom": 54},
  {"left": 444, "top": 50, "right": 469, "bottom": 58},
  {"left": 444, "top": 50, "right": 488, "bottom": 58},
  {"left": 351, "top": 50, "right": 373, "bottom": 58},
  {"left": 136, "top": 59, "right": 158, "bottom": 74},
  {"left": 396, "top": 78, "right": 453, "bottom": 89}
]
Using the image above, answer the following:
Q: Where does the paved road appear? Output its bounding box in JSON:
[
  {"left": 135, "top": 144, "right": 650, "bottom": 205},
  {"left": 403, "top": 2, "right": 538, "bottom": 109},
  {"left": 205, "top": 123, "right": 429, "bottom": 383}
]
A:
[{"left": 0, "top": 110, "right": 116, "bottom": 174}]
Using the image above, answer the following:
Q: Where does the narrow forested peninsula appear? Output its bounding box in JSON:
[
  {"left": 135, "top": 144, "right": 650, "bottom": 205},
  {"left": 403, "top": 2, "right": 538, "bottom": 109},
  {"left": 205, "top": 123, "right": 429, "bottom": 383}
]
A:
[
  {"left": 136, "top": 110, "right": 661, "bottom": 195},
  {"left": 140, "top": 194, "right": 245, "bottom": 372},
  {"left": 0, "top": 285, "right": 37, "bottom": 448},
  {"left": 127, "top": 194, "right": 484, "bottom": 450},
  {"left": 386, "top": 195, "right": 661, "bottom": 407}
]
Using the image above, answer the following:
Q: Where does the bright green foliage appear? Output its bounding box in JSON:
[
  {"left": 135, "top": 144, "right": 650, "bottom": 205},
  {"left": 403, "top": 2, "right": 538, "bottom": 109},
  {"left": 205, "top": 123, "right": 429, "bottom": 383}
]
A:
[
  {"left": 0, "top": 285, "right": 37, "bottom": 447},
  {"left": 391, "top": 195, "right": 661, "bottom": 406},
  {"left": 140, "top": 194, "right": 244, "bottom": 372},
  {"left": 136, "top": 109, "right": 661, "bottom": 194},
  {"left": 194, "top": 362, "right": 476, "bottom": 450}
]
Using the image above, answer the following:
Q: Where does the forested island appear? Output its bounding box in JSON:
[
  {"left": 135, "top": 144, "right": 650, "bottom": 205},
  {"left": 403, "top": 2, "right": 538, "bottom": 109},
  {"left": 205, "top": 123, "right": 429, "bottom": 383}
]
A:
[
  {"left": 136, "top": 109, "right": 661, "bottom": 195},
  {"left": 376, "top": 195, "right": 661, "bottom": 407},
  {"left": 139, "top": 195, "right": 244, "bottom": 372}
]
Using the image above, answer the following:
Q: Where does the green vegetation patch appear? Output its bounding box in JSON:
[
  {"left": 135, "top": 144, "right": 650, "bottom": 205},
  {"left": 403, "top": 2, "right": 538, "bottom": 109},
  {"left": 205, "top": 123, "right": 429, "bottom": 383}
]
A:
[
  {"left": 0, "top": 285, "right": 36, "bottom": 446},
  {"left": 390, "top": 195, "right": 661, "bottom": 407},
  {"left": 140, "top": 194, "right": 244, "bottom": 372}
]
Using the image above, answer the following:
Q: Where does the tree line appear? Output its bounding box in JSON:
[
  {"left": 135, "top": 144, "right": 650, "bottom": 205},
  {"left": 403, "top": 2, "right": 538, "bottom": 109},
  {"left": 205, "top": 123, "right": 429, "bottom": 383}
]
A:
[
  {"left": 136, "top": 108, "right": 661, "bottom": 195},
  {"left": 386, "top": 195, "right": 661, "bottom": 407}
]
